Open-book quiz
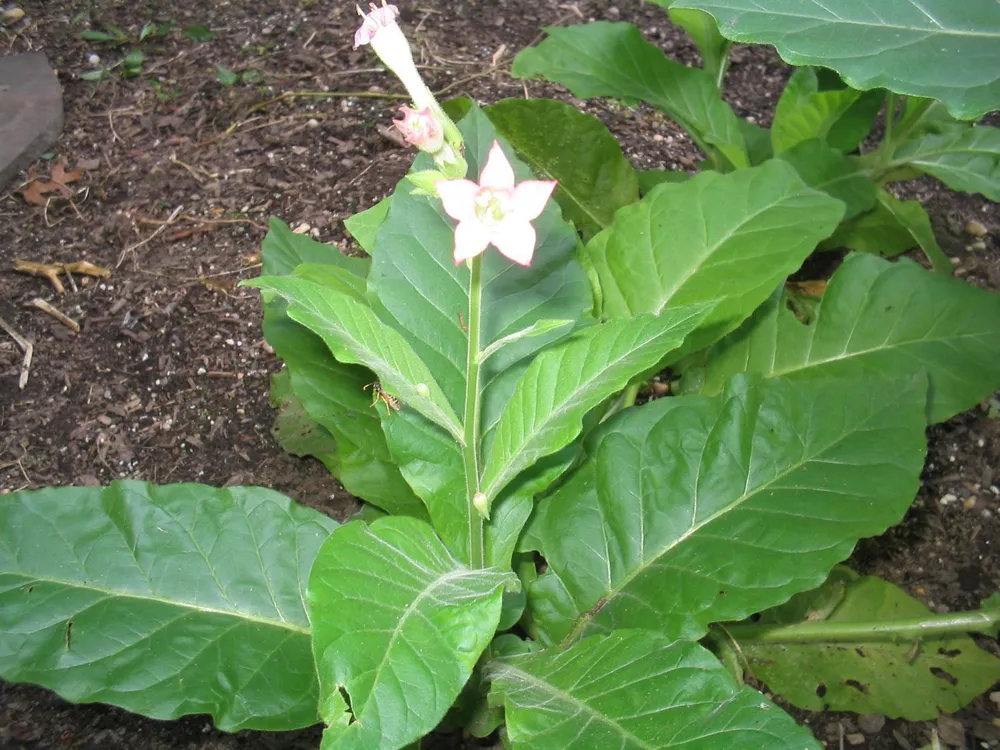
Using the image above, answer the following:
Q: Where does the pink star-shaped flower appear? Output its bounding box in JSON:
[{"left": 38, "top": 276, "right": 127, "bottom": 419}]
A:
[{"left": 436, "top": 141, "right": 557, "bottom": 267}]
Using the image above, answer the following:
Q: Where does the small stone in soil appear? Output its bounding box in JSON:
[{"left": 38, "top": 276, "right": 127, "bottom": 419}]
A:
[
  {"left": 858, "top": 714, "right": 886, "bottom": 734},
  {"left": 845, "top": 733, "right": 865, "bottom": 746}
]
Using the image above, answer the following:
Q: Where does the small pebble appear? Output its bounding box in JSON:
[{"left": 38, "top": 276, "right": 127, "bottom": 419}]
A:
[
  {"left": 989, "top": 691, "right": 1000, "bottom": 706},
  {"left": 2, "top": 7, "right": 24, "bottom": 24},
  {"left": 846, "top": 733, "right": 865, "bottom": 746},
  {"left": 858, "top": 715, "right": 886, "bottom": 734},
  {"left": 965, "top": 219, "right": 988, "bottom": 237},
  {"left": 87, "top": 53, "right": 101, "bottom": 66},
  {"left": 939, "top": 493, "right": 957, "bottom": 506},
  {"left": 963, "top": 497, "right": 977, "bottom": 510}
]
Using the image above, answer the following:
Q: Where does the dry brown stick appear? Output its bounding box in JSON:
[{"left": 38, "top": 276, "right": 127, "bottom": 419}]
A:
[
  {"left": 118, "top": 205, "right": 184, "bottom": 267},
  {"left": 0, "top": 314, "right": 33, "bottom": 389},
  {"left": 13, "top": 260, "right": 111, "bottom": 294},
  {"left": 25, "top": 298, "right": 80, "bottom": 332}
]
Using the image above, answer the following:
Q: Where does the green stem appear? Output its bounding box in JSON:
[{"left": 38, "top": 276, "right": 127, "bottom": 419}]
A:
[
  {"left": 463, "top": 255, "right": 486, "bottom": 569},
  {"left": 873, "top": 92, "right": 899, "bottom": 173},
  {"left": 622, "top": 383, "right": 641, "bottom": 409},
  {"left": 718, "top": 609, "right": 1000, "bottom": 645}
]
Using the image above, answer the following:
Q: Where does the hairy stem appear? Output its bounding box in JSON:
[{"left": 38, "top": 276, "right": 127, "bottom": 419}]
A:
[
  {"left": 463, "top": 254, "right": 486, "bottom": 569},
  {"left": 717, "top": 608, "right": 1000, "bottom": 645}
]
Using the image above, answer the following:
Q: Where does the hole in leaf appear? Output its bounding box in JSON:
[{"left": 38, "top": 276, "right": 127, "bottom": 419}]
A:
[
  {"left": 937, "top": 647, "right": 961, "bottom": 658},
  {"left": 338, "top": 686, "right": 357, "bottom": 724},
  {"left": 930, "top": 667, "right": 958, "bottom": 686},
  {"left": 533, "top": 551, "right": 548, "bottom": 576},
  {"left": 844, "top": 679, "right": 869, "bottom": 694},
  {"left": 854, "top": 647, "right": 866, "bottom": 658},
  {"left": 815, "top": 684, "right": 827, "bottom": 698}
]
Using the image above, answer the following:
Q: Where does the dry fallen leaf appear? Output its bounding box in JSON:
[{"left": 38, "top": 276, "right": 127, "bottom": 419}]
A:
[
  {"left": 14, "top": 161, "right": 86, "bottom": 206},
  {"left": 786, "top": 280, "right": 828, "bottom": 297}
]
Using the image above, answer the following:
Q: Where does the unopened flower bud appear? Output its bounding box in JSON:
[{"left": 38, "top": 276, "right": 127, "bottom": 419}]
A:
[{"left": 393, "top": 106, "right": 444, "bottom": 153}]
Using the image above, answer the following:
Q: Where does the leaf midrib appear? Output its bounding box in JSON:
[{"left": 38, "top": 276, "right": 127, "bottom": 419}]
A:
[
  {"left": 3, "top": 572, "right": 310, "bottom": 634},
  {"left": 482, "top": 309, "right": 706, "bottom": 501},
  {"left": 493, "top": 662, "right": 658, "bottom": 750},
  {"left": 685, "top": 5, "right": 1000, "bottom": 41}
]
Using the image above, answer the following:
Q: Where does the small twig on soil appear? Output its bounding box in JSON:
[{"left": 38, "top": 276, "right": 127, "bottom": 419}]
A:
[
  {"left": 108, "top": 110, "right": 123, "bottom": 144},
  {"left": 118, "top": 205, "right": 184, "bottom": 268},
  {"left": 0, "top": 315, "right": 33, "bottom": 389},
  {"left": 25, "top": 298, "right": 80, "bottom": 333},
  {"left": 170, "top": 157, "right": 218, "bottom": 183},
  {"left": 13, "top": 259, "right": 111, "bottom": 294},
  {"left": 134, "top": 213, "right": 267, "bottom": 232}
]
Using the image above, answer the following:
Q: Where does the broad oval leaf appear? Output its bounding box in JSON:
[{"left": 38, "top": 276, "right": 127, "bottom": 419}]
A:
[
  {"left": 0, "top": 480, "right": 337, "bottom": 731},
  {"left": 308, "top": 517, "right": 515, "bottom": 750},
  {"left": 524, "top": 374, "right": 927, "bottom": 644},
  {"left": 744, "top": 569, "right": 1000, "bottom": 719},
  {"left": 663, "top": 5, "right": 732, "bottom": 88},
  {"left": 892, "top": 126, "right": 1000, "bottom": 201},
  {"left": 687, "top": 253, "right": 1000, "bottom": 423},
  {"left": 480, "top": 305, "right": 713, "bottom": 508},
  {"left": 670, "top": 0, "right": 1000, "bottom": 120},
  {"left": 511, "top": 22, "right": 748, "bottom": 169},
  {"left": 488, "top": 629, "right": 821, "bottom": 749},
  {"left": 486, "top": 98, "right": 639, "bottom": 237},
  {"left": 587, "top": 160, "right": 844, "bottom": 355},
  {"left": 246, "top": 275, "right": 463, "bottom": 442}
]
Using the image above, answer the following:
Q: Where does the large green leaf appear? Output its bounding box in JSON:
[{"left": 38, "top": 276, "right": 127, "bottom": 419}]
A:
[
  {"left": 479, "top": 306, "right": 712, "bottom": 509},
  {"left": 523, "top": 374, "right": 927, "bottom": 645},
  {"left": 489, "top": 629, "right": 821, "bottom": 749},
  {"left": 0, "top": 481, "right": 337, "bottom": 731},
  {"left": 248, "top": 275, "right": 463, "bottom": 442},
  {"left": 688, "top": 254, "right": 1000, "bottom": 423},
  {"left": 744, "top": 568, "right": 1000, "bottom": 719},
  {"left": 776, "top": 139, "right": 877, "bottom": 220},
  {"left": 892, "top": 126, "right": 1000, "bottom": 201},
  {"left": 485, "top": 99, "right": 639, "bottom": 237},
  {"left": 308, "top": 517, "right": 515, "bottom": 750},
  {"left": 586, "top": 160, "right": 844, "bottom": 355},
  {"left": 511, "top": 22, "right": 748, "bottom": 169},
  {"left": 668, "top": 0, "right": 1000, "bottom": 120}
]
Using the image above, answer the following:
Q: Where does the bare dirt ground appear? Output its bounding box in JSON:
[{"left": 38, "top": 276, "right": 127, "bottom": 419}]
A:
[{"left": 0, "top": 1, "right": 997, "bottom": 748}]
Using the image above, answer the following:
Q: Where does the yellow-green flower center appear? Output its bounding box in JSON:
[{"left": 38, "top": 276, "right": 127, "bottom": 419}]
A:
[{"left": 475, "top": 189, "right": 510, "bottom": 226}]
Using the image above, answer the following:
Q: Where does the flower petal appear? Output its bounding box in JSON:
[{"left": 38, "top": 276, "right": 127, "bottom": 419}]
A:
[
  {"left": 437, "top": 179, "right": 480, "bottom": 223},
  {"left": 510, "top": 180, "right": 557, "bottom": 222},
  {"left": 453, "top": 220, "right": 492, "bottom": 265},
  {"left": 491, "top": 220, "right": 537, "bottom": 266},
  {"left": 479, "top": 141, "right": 515, "bottom": 191}
]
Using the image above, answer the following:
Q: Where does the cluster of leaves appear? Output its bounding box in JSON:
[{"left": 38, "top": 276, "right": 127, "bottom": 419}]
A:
[
  {"left": 78, "top": 18, "right": 214, "bottom": 81},
  {"left": 3, "top": 2, "right": 1000, "bottom": 749}
]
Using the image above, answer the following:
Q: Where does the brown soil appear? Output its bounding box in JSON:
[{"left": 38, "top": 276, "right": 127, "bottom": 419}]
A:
[{"left": 1, "top": 1, "right": 997, "bottom": 749}]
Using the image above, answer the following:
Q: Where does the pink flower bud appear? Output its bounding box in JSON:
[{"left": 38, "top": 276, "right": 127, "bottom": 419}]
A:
[{"left": 393, "top": 106, "right": 445, "bottom": 153}]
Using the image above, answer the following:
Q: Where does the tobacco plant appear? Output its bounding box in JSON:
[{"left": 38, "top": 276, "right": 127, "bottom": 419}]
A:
[{"left": 3, "top": 2, "right": 1000, "bottom": 748}]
